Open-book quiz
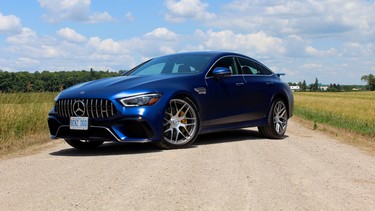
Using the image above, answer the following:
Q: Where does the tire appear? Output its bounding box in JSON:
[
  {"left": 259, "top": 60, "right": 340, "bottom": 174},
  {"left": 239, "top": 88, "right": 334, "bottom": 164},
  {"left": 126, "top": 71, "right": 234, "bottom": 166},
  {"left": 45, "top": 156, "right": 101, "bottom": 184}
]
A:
[
  {"left": 65, "top": 139, "right": 104, "bottom": 150},
  {"left": 258, "top": 99, "right": 288, "bottom": 139},
  {"left": 156, "top": 97, "right": 200, "bottom": 149}
]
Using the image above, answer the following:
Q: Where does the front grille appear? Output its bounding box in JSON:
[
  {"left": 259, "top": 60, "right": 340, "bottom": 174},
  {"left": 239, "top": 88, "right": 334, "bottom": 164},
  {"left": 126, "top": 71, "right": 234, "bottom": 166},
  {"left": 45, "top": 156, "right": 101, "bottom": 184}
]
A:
[{"left": 55, "top": 99, "right": 116, "bottom": 118}]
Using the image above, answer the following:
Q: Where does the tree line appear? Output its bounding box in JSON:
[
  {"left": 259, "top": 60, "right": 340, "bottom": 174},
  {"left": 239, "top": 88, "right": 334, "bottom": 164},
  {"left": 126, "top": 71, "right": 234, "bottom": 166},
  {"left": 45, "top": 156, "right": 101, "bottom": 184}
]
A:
[
  {"left": 0, "top": 69, "right": 123, "bottom": 92},
  {"left": 289, "top": 74, "right": 375, "bottom": 92}
]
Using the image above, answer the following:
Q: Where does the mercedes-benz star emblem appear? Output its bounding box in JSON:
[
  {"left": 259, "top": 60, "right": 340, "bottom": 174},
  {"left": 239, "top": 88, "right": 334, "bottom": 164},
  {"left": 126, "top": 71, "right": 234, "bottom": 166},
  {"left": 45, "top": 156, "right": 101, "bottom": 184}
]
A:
[{"left": 73, "top": 100, "right": 86, "bottom": 117}]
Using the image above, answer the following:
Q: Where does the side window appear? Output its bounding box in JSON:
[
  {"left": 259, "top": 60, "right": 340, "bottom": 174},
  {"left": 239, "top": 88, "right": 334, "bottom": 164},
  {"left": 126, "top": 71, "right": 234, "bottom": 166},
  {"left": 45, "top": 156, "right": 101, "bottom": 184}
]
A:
[
  {"left": 237, "top": 57, "right": 273, "bottom": 75},
  {"left": 208, "top": 57, "right": 238, "bottom": 77},
  {"left": 237, "top": 57, "right": 259, "bottom": 75},
  {"left": 255, "top": 63, "right": 273, "bottom": 75}
]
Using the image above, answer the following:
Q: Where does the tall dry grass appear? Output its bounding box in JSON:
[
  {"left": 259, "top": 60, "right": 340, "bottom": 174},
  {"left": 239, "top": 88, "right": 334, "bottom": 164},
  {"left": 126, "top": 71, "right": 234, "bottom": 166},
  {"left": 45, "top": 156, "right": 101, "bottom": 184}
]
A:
[
  {"left": 294, "top": 92, "right": 375, "bottom": 137},
  {"left": 0, "top": 92, "right": 57, "bottom": 155}
]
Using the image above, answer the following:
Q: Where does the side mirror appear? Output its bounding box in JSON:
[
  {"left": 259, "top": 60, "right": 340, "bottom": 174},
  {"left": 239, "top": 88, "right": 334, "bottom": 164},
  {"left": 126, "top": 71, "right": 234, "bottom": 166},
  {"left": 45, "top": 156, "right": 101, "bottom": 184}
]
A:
[{"left": 213, "top": 67, "right": 231, "bottom": 80}]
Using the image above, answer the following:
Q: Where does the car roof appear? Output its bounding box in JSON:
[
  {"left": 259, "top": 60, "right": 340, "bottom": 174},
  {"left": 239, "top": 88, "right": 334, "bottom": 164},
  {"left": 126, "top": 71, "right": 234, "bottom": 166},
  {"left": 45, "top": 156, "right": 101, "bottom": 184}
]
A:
[{"left": 160, "top": 51, "right": 251, "bottom": 59}]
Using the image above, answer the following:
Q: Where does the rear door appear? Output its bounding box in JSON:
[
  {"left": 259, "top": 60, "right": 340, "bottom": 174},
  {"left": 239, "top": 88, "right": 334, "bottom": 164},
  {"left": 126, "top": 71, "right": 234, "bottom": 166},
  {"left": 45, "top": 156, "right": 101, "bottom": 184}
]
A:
[{"left": 237, "top": 57, "right": 275, "bottom": 120}]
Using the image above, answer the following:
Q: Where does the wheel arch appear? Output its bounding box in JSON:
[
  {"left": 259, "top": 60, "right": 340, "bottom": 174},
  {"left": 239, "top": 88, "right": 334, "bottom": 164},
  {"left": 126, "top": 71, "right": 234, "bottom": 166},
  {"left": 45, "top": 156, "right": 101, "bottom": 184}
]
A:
[
  {"left": 167, "top": 91, "right": 202, "bottom": 129},
  {"left": 169, "top": 91, "right": 201, "bottom": 114},
  {"left": 271, "top": 92, "right": 290, "bottom": 118}
]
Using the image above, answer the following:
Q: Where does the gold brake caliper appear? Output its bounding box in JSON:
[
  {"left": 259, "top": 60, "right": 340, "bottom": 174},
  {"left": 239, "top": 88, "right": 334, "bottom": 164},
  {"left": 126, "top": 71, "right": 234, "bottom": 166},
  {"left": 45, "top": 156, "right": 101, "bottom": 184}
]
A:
[{"left": 180, "top": 111, "right": 187, "bottom": 124}]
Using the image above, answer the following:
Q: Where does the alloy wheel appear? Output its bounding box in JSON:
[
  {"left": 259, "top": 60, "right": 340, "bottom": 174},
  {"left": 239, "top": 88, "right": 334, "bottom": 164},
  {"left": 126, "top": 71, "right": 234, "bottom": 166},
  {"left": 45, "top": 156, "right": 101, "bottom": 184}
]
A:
[
  {"left": 273, "top": 101, "right": 288, "bottom": 135},
  {"left": 163, "top": 99, "right": 198, "bottom": 145}
]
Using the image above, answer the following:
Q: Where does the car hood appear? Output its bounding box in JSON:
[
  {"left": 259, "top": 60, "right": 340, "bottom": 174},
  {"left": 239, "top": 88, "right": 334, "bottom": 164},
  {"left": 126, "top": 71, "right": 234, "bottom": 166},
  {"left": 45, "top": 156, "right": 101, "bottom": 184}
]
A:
[{"left": 58, "top": 74, "right": 197, "bottom": 99}]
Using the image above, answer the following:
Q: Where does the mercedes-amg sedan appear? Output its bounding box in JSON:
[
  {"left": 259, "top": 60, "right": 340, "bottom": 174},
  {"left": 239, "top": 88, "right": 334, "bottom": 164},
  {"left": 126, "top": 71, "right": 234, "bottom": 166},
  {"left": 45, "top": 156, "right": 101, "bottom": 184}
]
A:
[{"left": 48, "top": 51, "right": 294, "bottom": 149}]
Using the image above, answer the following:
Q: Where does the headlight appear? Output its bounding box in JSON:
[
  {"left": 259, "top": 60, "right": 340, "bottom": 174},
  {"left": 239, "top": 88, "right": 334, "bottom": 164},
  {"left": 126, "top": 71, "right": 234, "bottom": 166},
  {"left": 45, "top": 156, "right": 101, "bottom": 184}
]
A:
[{"left": 120, "top": 93, "right": 161, "bottom": 107}]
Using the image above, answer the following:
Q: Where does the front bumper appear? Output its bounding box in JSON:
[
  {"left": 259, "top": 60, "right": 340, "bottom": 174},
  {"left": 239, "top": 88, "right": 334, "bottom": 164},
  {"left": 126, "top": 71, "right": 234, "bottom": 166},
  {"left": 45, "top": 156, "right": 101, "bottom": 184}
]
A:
[
  {"left": 48, "top": 116, "right": 156, "bottom": 143},
  {"left": 48, "top": 101, "right": 165, "bottom": 142}
]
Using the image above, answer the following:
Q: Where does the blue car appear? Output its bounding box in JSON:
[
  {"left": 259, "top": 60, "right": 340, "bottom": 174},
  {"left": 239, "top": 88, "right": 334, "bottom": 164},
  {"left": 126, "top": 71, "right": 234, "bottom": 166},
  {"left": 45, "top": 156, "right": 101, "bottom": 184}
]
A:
[{"left": 48, "top": 51, "right": 294, "bottom": 149}]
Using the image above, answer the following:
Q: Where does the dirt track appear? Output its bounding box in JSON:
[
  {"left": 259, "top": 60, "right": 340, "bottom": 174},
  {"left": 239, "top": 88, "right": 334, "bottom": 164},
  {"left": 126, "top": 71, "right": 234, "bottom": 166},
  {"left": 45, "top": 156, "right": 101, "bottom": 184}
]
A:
[{"left": 0, "top": 119, "right": 374, "bottom": 210}]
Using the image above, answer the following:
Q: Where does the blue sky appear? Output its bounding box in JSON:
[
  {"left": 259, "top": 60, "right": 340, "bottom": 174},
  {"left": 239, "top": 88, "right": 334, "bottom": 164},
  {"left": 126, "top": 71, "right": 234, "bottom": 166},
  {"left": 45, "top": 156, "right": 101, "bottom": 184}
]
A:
[{"left": 1, "top": 0, "right": 375, "bottom": 85}]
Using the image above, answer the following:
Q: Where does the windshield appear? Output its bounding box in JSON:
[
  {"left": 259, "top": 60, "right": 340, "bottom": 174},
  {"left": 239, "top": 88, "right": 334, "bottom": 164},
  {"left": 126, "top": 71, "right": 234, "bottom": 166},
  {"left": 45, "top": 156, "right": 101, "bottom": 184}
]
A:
[{"left": 128, "top": 54, "right": 213, "bottom": 76}]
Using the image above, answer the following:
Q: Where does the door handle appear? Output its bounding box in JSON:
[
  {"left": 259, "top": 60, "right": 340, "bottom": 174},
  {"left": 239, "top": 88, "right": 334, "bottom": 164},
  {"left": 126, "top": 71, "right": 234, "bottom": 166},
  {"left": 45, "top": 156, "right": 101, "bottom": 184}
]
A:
[
  {"left": 266, "top": 82, "right": 274, "bottom": 86},
  {"left": 236, "top": 82, "right": 245, "bottom": 87}
]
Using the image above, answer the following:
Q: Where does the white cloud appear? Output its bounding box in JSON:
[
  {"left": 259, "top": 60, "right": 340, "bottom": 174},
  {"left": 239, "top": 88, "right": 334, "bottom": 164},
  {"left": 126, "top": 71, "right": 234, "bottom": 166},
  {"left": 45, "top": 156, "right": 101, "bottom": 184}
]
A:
[
  {"left": 305, "top": 46, "right": 336, "bottom": 57},
  {"left": 164, "top": 0, "right": 216, "bottom": 22},
  {"left": 201, "top": 30, "right": 285, "bottom": 55},
  {"left": 40, "top": 45, "right": 61, "bottom": 58},
  {"left": 0, "top": 13, "right": 22, "bottom": 34},
  {"left": 159, "top": 46, "right": 176, "bottom": 55},
  {"left": 302, "top": 63, "right": 324, "bottom": 69},
  {"left": 6, "top": 28, "right": 37, "bottom": 44},
  {"left": 145, "top": 27, "right": 178, "bottom": 40},
  {"left": 57, "top": 28, "right": 87, "bottom": 43},
  {"left": 38, "top": 0, "right": 114, "bottom": 23},
  {"left": 87, "top": 11, "right": 113, "bottom": 24},
  {"left": 264, "top": 1, "right": 319, "bottom": 16},
  {"left": 214, "top": 0, "right": 375, "bottom": 39},
  {"left": 87, "top": 37, "right": 125, "bottom": 54},
  {"left": 342, "top": 42, "right": 374, "bottom": 57}
]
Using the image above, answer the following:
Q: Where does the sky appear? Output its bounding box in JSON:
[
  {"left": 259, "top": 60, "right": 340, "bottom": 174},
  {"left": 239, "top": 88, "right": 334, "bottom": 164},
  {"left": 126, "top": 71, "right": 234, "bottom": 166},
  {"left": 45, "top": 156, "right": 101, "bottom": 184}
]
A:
[{"left": 1, "top": 0, "right": 375, "bottom": 85}]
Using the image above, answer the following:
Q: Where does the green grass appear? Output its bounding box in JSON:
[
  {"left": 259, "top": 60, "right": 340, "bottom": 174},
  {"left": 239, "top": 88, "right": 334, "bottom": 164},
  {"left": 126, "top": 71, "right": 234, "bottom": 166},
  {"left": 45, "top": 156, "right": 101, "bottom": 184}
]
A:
[
  {"left": 0, "top": 92, "right": 57, "bottom": 155},
  {"left": 294, "top": 92, "right": 375, "bottom": 137}
]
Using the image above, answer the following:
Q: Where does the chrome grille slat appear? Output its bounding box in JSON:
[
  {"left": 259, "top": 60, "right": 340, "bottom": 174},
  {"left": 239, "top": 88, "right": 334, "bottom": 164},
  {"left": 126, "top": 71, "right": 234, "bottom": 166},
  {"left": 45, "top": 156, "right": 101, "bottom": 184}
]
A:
[
  {"left": 100, "top": 99, "right": 104, "bottom": 118},
  {"left": 105, "top": 100, "right": 108, "bottom": 118},
  {"left": 55, "top": 99, "right": 116, "bottom": 119},
  {"left": 85, "top": 99, "right": 89, "bottom": 117},
  {"left": 111, "top": 103, "right": 114, "bottom": 116},
  {"left": 63, "top": 100, "right": 68, "bottom": 118},
  {"left": 95, "top": 99, "right": 99, "bottom": 118},
  {"left": 69, "top": 99, "right": 73, "bottom": 117}
]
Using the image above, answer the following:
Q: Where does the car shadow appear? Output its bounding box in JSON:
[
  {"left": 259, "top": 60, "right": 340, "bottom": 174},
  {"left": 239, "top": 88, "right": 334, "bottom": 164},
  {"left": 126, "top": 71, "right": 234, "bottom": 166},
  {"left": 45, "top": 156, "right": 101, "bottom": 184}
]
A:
[
  {"left": 194, "top": 128, "right": 264, "bottom": 146},
  {"left": 50, "top": 128, "right": 285, "bottom": 157},
  {"left": 49, "top": 142, "right": 161, "bottom": 157}
]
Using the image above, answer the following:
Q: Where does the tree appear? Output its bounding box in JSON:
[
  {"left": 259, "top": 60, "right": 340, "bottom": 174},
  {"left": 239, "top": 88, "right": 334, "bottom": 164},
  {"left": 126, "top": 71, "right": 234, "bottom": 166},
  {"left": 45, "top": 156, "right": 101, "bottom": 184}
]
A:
[
  {"left": 0, "top": 70, "right": 121, "bottom": 93},
  {"left": 302, "top": 80, "right": 307, "bottom": 91},
  {"left": 361, "top": 74, "right": 375, "bottom": 91},
  {"left": 309, "top": 78, "right": 319, "bottom": 91}
]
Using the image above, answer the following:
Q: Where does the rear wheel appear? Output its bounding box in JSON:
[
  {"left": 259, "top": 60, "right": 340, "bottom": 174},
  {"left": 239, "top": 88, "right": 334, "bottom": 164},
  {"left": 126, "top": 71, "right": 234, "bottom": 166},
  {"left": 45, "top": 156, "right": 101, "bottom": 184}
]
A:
[
  {"left": 156, "top": 97, "right": 200, "bottom": 149},
  {"left": 258, "top": 99, "right": 288, "bottom": 139},
  {"left": 65, "top": 139, "right": 104, "bottom": 150}
]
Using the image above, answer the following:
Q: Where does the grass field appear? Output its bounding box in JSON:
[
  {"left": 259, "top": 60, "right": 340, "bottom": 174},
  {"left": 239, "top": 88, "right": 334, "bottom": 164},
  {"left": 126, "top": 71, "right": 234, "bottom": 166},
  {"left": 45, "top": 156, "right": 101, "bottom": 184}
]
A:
[
  {"left": 293, "top": 92, "right": 375, "bottom": 137},
  {"left": 0, "top": 92, "right": 57, "bottom": 155}
]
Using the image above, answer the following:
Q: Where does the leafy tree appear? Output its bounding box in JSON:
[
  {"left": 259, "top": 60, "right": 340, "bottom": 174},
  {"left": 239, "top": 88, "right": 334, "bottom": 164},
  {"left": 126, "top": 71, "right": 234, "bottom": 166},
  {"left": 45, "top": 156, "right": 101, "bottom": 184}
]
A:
[
  {"left": 301, "top": 80, "right": 307, "bottom": 91},
  {"left": 327, "top": 83, "right": 342, "bottom": 92},
  {"left": 361, "top": 74, "right": 375, "bottom": 91},
  {"left": 309, "top": 78, "right": 319, "bottom": 91},
  {"left": 0, "top": 70, "right": 121, "bottom": 93}
]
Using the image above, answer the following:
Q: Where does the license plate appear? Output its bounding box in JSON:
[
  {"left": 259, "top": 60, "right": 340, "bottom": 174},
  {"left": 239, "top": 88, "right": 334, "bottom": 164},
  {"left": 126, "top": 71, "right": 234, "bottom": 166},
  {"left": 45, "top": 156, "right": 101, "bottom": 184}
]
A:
[{"left": 70, "top": 117, "right": 89, "bottom": 130}]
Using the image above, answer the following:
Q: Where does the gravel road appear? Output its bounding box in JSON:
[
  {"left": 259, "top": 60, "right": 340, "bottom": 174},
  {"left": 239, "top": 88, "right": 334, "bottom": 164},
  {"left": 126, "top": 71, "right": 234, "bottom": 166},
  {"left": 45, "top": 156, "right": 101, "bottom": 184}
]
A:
[{"left": 1, "top": 119, "right": 374, "bottom": 210}]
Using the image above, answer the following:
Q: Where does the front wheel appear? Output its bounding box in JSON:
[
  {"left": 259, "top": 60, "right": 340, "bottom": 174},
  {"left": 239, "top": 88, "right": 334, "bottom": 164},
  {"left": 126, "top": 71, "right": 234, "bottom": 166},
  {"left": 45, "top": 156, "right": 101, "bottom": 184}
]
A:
[
  {"left": 65, "top": 139, "right": 104, "bottom": 150},
  {"left": 156, "top": 97, "right": 200, "bottom": 149},
  {"left": 258, "top": 99, "right": 288, "bottom": 139}
]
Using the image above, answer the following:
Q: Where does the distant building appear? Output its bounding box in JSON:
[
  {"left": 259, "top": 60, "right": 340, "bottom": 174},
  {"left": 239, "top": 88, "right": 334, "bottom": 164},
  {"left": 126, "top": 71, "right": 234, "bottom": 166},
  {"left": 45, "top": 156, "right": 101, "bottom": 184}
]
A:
[
  {"left": 318, "top": 84, "right": 329, "bottom": 91},
  {"left": 290, "top": 86, "right": 300, "bottom": 91}
]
